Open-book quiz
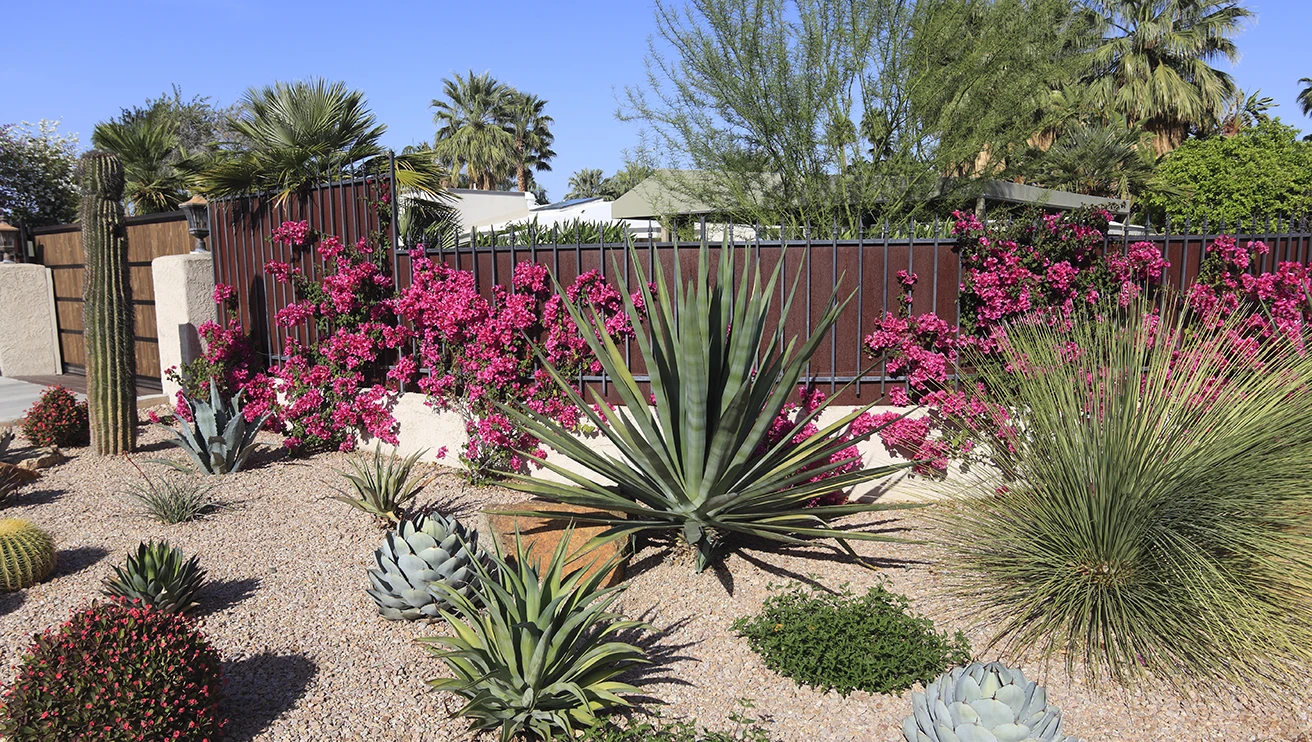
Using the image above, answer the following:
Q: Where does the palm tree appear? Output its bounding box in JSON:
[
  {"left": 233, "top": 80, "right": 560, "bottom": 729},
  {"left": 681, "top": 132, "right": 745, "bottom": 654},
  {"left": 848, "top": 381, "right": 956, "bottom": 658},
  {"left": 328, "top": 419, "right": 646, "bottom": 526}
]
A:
[
  {"left": 1218, "top": 88, "right": 1275, "bottom": 136},
  {"left": 565, "top": 168, "right": 606, "bottom": 199},
  {"left": 1084, "top": 0, "right": 1252, "bottom": 155},
  {"left": 505, "top": 92, "right": 555, "bottom": 193},
  {"left": 431, "top": 71, "right": 516, "bottom": 190},
  {"left": 1298, "top": 77, "right": 1312, "bottom": 117},
  {"left": 191, "top": 79, "right": 445, "bottom": 202},
  {"left": 92, "top": 108, "right": 188, "bottom": 214},
  {"left": 600, "top": 164, "right": 653, "bottom": 200},
  {"left": 1028, "top": 120, "right": 1158, "bottom": 202}
]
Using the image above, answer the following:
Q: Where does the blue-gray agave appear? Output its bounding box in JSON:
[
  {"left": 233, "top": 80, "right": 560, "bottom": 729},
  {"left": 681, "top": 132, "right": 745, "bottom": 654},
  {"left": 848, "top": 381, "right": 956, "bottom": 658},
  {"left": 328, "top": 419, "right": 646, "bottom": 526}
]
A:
[
  {"left": 903, "top": 662, "right": 1078, "bottom": 742},
  {"left": 161, "top": 380, "right": 269, "bottom": 475},
  {"left": 366, "top": 514, "right": 488, "bottom": 621}
]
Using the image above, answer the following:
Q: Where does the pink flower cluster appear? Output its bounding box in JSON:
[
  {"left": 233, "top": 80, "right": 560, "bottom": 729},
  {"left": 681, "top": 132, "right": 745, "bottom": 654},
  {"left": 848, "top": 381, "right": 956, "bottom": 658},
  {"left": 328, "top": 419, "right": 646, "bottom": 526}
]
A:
[{"left": 391, "top": 255, "right": 643, "bottom": 479}]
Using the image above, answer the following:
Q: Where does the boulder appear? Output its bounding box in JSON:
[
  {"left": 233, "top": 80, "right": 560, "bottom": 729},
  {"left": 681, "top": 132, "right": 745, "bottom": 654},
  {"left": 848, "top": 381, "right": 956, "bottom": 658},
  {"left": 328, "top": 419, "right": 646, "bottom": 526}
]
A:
[{"left": 484, "top": 501, "right": 627, "bottom": 587}]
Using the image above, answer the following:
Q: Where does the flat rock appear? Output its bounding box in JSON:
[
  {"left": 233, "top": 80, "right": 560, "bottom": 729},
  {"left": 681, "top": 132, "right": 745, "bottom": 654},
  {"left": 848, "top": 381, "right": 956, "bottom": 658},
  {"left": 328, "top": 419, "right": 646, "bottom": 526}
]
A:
[
  {"left": 17, "top": 447, "right": 65, "bottom": 471},
  {"left": 483, "top": 501, "right": 626, "bottom": 587}
]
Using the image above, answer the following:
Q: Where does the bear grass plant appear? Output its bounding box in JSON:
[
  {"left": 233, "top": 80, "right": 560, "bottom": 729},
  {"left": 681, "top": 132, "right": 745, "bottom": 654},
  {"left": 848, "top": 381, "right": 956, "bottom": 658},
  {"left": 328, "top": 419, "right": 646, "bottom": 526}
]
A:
[
  {"left": 934, "top": 299, "right": 1312, "bottom": 693},
  {"left": 733, "top": 582, "right": 970, "bottom": 696}
]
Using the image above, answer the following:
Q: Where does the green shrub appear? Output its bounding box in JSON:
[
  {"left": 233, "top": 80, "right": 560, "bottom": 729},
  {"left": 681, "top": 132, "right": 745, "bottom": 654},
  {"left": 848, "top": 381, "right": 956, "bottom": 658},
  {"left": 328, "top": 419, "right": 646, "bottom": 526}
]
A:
[
  {"left": 20, "top": 385, "right": 88, "bottom": 448},
  {"left": 936, "top": 301, "right": 1312, "bottom": 691},
  {"left": 733, "top": 583, "right": 970, "bottom": 696},
  {"left": 0, "top": 599, "right": 225, "bottom": 740},
  {"left": 581, "top": 710, "right": 775, "bottom": 742}
]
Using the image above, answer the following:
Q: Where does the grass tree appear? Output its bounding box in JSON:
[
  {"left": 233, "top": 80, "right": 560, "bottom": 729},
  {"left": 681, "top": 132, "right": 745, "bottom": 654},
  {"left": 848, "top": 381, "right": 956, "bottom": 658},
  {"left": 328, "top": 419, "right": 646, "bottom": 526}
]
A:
[
  {"left": 935, "top": 300, "right": 1312, "bottom": 691},
  {"left": 499, "top": 241, "right": 912, "bottom": 572}
]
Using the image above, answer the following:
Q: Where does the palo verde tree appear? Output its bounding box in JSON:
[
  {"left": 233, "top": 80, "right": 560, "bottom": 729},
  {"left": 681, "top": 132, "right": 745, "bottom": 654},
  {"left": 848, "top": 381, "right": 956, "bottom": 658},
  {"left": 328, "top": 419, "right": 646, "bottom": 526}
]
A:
[{"left": 78, "top": 151, "right": 137, "bottom": 455}]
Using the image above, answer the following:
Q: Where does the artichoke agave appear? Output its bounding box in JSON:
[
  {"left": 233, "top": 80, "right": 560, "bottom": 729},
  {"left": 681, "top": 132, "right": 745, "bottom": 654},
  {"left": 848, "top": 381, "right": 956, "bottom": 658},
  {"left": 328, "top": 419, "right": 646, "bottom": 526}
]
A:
[
  {"left": 420, "top": 531, "right": 647, "bottom": 742},
  {"left": 366, "top": 514, "right": 488, "bottom": 621},
  {"left": 903, "top": 662, "right": 1079, "bottom": 742},
  {"left": 102, "top": 541, "right": 205, "bottom": 615},
  {"left": 161, "top": 379, "right": 270, "bottom": 475}
]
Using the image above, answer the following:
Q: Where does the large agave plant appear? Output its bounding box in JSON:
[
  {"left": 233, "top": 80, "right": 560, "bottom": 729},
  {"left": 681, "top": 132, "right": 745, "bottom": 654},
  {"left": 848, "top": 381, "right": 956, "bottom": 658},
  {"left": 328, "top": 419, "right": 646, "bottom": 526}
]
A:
[
  {"left": 420, "top": 532, "right": 647, "bottom": 742},
  {"left": 367, "top": 514, "right": 488, "bottom": 621},
  {"left": 499, "top": 240, "right": 912, "bottom": 571},
  {"left": 161, "top": 379, "right": 270, "bottom": 475},
  {"left": 903, "top": 662, "right": 1078, "bottom": 742},
  {"left": 102, "top": 541, "right": 205, "bottom": 615},
  {"left": 333, "top": 447, "right": 432, "bottom": 523}
]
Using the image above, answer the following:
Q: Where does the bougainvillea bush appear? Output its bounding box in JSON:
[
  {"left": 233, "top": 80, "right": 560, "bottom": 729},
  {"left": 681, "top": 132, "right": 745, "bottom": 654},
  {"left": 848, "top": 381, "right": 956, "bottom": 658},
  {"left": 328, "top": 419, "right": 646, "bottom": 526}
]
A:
[
  {"left": 862, "top": 208, "right": 1312, "bottom": 475},
  {"left": 20, "top": 385, "right": 89, "bottom": 448},
  {"left": 391, "top": 256, "right": 643, "bottom": 480},
  {"left": 0, "top": 598, "right": 225, "bottom": 741}
]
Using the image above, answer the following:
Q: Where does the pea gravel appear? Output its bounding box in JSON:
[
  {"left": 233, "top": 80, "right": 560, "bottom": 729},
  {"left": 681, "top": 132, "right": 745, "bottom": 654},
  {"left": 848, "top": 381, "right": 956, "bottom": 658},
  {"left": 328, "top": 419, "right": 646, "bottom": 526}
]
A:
[{"left": 0, "top": 426, "right": 1306, "bottom": 741}]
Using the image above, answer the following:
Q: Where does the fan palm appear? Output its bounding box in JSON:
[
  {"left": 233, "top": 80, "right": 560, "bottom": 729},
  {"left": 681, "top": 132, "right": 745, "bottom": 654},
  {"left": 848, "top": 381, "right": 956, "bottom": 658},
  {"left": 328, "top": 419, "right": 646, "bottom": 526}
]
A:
[
  {"left": 1083, "top": 0, "right": 1252, "bottom": 155},
  {"left": 1030, "top": 119, "right": 1157, "bottom": 200},
  {"left": 1298, "top": 77, "right": 1312, "bottom": 117},
  {"left": 431, "top": 71, "right": 516, "bottom": 191},
  {"left": 192, "top": 78, "right": 443, "bottom": 202},
  {"left": 91, "top": 109, "right": 188, "bottom": 214},
  {"left": 565, "top": 168, "right": 606, "bottom": 199},
  {"left": 505, "top": 92, "right": 556, "bottom": 193},
  {"left": 498, "top": 240, "right": 913, "bottom": 572}
]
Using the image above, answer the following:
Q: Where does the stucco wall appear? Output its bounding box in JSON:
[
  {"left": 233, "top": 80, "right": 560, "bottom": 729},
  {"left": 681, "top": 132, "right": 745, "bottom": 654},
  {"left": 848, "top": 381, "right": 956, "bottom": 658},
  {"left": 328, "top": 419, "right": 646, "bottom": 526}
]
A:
[
  {"left": 0, "top": 263, "right": 61, "bottom": 376},
  {"left": 152, "top": 253, "right": 218, "bottom": 399},
  {"left": 364, "top": 392, "right": 937, "bottom": 503}
]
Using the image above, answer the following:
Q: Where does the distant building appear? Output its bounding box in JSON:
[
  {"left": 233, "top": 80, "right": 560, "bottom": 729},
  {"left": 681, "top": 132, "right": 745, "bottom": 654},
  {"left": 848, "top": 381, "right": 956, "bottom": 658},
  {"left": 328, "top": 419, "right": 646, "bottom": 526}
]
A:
[{"left": 425, "top": 189, "right": 657, "bottom": 238}]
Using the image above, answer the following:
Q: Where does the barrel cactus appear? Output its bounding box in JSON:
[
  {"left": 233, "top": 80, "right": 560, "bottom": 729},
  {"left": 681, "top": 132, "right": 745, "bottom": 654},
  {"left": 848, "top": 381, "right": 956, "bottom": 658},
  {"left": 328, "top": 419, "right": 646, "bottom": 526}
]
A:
[
  {"left": 0, "top": 519, "right": 56, "bottom": 591},
  {"left": 79, "top": 150, "right": 137, "bottom": 455},
  {"left": 903, "top": 662, "right": 1079, "bottom": 742},
  {"left": 367, "top": 514, "right": 489, "bottom": 621},
  {"left": 102, "top": 541, "right": 205, "bottom": 615}
]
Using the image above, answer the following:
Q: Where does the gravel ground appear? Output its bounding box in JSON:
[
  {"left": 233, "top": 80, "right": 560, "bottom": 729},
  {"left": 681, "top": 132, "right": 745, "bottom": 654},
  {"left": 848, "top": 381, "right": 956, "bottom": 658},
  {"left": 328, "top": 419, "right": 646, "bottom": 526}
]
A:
[{"left": 0, "top": 426, "right": 1307, "bottom": 741}]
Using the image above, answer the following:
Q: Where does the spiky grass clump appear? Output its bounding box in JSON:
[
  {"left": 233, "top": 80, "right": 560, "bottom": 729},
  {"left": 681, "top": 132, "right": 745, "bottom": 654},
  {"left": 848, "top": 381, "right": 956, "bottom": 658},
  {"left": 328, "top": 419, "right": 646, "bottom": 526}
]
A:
[
  {"left": 936, "top": 301, "right": 1312, "bottom": 692},
  {"left": 332, "top": 446, "right": 432, "bottom": 523},
  {"left": 123, "top": 459, "right": 219, "bottom": 524},
  {"left": 0, "top": 519, "right": 56, "bottom": 591}
]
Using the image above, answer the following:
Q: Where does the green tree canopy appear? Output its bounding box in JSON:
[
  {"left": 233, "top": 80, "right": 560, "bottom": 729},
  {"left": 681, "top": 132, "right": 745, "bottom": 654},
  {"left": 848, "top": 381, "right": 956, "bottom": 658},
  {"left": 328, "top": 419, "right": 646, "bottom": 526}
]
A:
[
  {"left": 431, "top": 72, "right": 557, "bottom": 193},
  {"left": 1141, "top": 119, "right": 1312, "bottom": 223},
  {"left": 620, "top": 0, "right": 1095, "bottom": 225},
  {"left": 565, "top": 168, "right": 606, "bottom": 199},
  {"left": 0, "top": 120, "right": 79, "bottom": 226}
]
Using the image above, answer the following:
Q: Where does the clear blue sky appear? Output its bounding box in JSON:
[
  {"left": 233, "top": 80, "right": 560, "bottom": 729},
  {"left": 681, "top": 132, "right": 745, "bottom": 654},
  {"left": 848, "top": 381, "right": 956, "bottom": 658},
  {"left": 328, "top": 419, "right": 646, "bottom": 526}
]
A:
[{"left": 3, "top": 0, "right": 1309, "bottom": 202}]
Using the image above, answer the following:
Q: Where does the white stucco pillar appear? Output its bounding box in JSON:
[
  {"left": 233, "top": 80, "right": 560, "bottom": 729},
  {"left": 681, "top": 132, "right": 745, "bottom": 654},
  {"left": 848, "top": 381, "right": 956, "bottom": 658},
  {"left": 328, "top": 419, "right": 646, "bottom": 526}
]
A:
[
  {"left": 152, "top": 253, "right": 217, "bottom": 400},
  {"left": 0, "top": 263, "right": 61, "bottom": 376}
]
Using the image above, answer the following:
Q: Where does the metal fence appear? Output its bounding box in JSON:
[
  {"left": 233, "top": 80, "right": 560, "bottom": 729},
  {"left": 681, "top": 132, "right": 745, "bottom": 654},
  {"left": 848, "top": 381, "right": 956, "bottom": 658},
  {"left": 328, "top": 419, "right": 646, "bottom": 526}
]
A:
[{"left": 207, "top": 173, "right": 1312, "bottom": 406}]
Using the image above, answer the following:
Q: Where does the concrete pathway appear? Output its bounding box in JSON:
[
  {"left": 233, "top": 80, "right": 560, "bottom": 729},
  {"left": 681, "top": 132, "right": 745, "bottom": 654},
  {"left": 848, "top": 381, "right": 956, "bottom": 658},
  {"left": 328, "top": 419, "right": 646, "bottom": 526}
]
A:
[{"left": 0, "top": 376, "right": 62, "bottom": 425}]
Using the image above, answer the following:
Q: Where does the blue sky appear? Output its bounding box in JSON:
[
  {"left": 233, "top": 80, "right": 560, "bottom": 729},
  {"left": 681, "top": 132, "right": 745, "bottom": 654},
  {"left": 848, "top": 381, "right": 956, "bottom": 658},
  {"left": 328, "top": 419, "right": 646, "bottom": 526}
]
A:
[{"left": 3, "top": 0, "right": 1308, "bottom": 202}]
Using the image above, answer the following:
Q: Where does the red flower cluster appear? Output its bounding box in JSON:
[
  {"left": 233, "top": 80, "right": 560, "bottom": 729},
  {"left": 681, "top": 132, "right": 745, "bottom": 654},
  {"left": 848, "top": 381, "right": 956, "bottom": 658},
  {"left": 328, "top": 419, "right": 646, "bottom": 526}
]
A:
[
  {"left": 0, "top": 599, "right": 225, "bottom": 741},
  {"left": 21, "top": 385, "right": 89, "bottom": 448}
]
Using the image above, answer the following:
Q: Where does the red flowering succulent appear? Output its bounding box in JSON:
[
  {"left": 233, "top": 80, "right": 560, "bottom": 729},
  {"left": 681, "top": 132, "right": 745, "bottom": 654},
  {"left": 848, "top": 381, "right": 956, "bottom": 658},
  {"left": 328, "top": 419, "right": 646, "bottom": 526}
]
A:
[
  {"left": 0, "top": 598, "right": 225, "bottom": 741},
  {"left": 20, "top": 385, "right": 89, "bottom": 448}
]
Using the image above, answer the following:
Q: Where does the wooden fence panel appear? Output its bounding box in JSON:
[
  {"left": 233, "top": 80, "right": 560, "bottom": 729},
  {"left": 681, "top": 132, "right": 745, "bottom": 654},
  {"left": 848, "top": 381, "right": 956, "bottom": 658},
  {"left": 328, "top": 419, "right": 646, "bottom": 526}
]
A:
[{"left": 31, "top": 212, "right": 192, "bottom": 388}]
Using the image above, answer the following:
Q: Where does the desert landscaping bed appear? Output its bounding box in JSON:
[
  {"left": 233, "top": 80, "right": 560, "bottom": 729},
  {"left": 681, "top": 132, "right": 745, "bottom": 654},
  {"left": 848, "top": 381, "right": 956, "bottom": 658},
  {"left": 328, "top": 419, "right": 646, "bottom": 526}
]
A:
[{"left": 0, "top": 426, "right": 1306, "bottom": 742}]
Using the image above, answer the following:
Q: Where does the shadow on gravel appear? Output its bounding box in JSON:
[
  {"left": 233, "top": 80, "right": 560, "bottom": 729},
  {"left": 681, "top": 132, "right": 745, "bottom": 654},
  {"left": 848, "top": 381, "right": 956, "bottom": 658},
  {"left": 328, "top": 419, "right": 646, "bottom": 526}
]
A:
[
  {"left": 0, "top": 591, "right": 23, "bottom": 616},
  {"left": 8, "top": 488, "right": 66, "bottom": 507},
  {"left": 199, "top": 577, "right": 261, "bottom": 617},
  {"left": 222, "top": 652, "right": 317, "bottom": 740},
  {"left": 55, "top": 546, "right": 110, "bottom": 578},
  {"left": 613, "top": 613, "right": 699, "bottom": 707}
]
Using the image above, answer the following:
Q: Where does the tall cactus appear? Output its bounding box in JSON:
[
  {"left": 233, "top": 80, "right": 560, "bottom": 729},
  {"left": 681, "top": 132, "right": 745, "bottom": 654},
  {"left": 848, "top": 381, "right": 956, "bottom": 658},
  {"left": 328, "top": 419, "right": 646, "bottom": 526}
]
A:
[{"left": 79, "top": 151, "right": 137, "bottom": 454}]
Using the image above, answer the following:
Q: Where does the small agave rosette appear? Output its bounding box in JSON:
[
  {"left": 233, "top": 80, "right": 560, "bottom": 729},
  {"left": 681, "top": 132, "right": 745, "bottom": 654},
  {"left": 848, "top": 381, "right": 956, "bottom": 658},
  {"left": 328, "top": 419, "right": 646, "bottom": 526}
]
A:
[
  {"left": 902, "top": 662, "right": 1079, "bottom": 742},
  {"left": 366, "top": 514, "right": 487, "bottom": 621}
]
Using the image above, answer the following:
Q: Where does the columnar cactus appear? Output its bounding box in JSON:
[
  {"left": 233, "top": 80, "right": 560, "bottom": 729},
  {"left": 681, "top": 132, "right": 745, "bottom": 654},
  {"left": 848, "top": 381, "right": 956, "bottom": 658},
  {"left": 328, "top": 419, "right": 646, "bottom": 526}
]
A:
[
  {"left": 0, "top": 518, "right": 56, "bottom": 591},
  {"left": 78, "top": 151, "right": 137, "bottom": 455}
]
